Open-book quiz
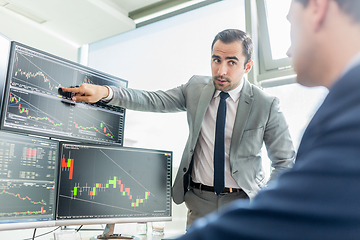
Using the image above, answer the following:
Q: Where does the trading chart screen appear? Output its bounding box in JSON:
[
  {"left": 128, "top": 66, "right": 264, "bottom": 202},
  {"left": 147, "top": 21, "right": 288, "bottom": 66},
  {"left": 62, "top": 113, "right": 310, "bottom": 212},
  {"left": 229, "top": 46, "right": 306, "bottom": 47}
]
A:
[
  {"left": 56, "top": 143, "right": 172, "bottom": 224},
  {"left": 1, "top": 42, "right": 127, "bottom": 145},
  {"left": 0, "top": 131, "right": 58, "bottom": 226}
]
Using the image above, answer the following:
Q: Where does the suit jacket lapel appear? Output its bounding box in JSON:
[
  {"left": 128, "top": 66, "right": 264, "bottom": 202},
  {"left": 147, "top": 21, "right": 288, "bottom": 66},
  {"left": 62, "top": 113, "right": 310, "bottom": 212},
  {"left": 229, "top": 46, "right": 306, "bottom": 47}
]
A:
[
  {"left": 192, "top": 80, "right": 215, "bottom": 146},
  {"left": 229, "top": 80, "right": 254, "bottom": 157}
]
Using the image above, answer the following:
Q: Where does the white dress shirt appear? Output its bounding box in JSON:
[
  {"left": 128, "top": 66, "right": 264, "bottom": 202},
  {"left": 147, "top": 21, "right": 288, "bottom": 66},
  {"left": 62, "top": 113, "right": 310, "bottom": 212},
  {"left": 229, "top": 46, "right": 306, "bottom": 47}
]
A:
[{"left": 192, "top": 79, "right": 244, "bottom": 189}]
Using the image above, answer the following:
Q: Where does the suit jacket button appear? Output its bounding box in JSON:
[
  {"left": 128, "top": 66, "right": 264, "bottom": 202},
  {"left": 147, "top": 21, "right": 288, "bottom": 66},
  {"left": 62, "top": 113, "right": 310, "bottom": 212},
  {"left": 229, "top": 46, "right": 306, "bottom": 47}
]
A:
[{"left": 183, "top": 167, "right": 187, "bottom": 172}]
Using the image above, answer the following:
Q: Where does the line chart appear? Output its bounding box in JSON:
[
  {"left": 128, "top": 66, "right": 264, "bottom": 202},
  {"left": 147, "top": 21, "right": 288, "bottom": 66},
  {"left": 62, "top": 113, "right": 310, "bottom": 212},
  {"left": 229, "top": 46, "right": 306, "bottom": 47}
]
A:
[
  {"left": 0, "top": 189, "right": 47, "bottom": 205},
  {"left": 0, "top": 183, "right": 54, "bottom": 217},
  {"left": 0, "top": 206, "right": 46, "bottom": 217},
  {"left": 11, "top": 52, "right": 69, "bottom": 95}
]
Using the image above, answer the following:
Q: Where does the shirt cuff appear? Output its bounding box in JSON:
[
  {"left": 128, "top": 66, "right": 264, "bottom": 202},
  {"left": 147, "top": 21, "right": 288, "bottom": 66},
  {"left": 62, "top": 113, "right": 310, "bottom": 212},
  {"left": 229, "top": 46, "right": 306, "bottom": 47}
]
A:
[{"left": 101, "top": 86, "right": 113, "bottom": 103}]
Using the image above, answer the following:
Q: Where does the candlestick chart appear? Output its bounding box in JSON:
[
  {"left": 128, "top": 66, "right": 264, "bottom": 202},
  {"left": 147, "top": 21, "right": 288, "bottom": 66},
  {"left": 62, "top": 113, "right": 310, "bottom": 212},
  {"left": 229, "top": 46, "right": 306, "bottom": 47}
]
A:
[
  {"left": 68, "top": 103, "right": 122, "bottom": 142},
  {"left": 57, "top": 143, "right": 172, "bottom": 220},
  {"left": 2, "top": 43, "right": 127, "bottom": 145},
  {"left": 6, "top": 91, "right": 66, "bottom": 131}
]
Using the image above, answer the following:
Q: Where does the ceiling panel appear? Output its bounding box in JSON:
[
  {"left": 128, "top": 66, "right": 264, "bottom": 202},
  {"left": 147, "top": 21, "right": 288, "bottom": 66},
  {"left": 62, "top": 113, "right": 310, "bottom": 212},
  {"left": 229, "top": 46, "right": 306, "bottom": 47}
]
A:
[{"left": 0, "top": 0, "right": 164, "bottom": 46}]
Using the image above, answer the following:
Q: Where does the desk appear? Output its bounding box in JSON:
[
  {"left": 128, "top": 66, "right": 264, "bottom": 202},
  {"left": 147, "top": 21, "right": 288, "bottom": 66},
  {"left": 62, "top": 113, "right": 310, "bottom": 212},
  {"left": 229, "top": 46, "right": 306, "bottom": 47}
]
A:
[{"left": 74, "top": 223, "right": 185, "bottom": 240}]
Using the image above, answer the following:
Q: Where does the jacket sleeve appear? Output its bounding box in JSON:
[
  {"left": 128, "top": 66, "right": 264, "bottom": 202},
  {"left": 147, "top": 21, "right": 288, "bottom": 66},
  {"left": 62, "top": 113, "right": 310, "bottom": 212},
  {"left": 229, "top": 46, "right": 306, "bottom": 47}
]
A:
[
  {"left": 106, "top": 84, "right": 188, "bottom": 113},
  {"left": 264, "top": 97, "right": 296, "bottom": 182}
]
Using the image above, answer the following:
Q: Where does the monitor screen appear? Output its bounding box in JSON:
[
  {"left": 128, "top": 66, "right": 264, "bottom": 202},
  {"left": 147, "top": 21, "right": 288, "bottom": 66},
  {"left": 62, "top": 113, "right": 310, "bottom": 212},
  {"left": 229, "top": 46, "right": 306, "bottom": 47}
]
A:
[
  {"left": 1, "top": 42, "right": 127, "bottom": 145},
  {"left": 0, "top": 131, "right": 59, "bottom": 230},
  {"left": 56, "top": 142, "right": 172, "bottom": 226}
]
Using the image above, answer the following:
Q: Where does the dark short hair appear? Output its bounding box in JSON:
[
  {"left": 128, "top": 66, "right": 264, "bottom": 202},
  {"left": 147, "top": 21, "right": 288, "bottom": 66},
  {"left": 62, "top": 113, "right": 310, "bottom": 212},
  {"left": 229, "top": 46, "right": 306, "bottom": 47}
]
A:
[
  {"left": 211, "top": 29, "right": 253, "bottom": 67},
  {"left": 295, "top": 0, "right": 360, "bottom": 23}
]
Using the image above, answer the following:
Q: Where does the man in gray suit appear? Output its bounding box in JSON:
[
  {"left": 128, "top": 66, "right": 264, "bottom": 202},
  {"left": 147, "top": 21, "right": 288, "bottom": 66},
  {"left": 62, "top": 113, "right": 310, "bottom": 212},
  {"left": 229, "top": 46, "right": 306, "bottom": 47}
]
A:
[{"left": 62, "top": 29, "right": 295, "bottom": 226}]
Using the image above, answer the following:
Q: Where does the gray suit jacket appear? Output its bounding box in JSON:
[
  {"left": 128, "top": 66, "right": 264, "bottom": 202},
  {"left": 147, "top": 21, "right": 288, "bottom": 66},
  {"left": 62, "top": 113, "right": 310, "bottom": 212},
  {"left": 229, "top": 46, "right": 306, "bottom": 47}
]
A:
[{"left": 108, "top": 75, "right": 295, "bottom": 204}]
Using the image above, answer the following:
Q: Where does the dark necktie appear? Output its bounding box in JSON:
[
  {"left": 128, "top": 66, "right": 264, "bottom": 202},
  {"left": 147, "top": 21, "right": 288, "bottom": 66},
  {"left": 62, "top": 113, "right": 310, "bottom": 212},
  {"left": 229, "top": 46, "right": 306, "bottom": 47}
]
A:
[{"left": 214, "top": 91, "right": 229, "bottom": 195}]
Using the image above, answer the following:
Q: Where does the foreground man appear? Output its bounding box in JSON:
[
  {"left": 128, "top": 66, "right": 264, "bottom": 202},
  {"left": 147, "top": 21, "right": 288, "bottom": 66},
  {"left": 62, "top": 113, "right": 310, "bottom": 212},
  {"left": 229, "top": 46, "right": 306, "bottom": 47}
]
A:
[{"left": 176, "top": 0, "right": 360, "bottom": 239}]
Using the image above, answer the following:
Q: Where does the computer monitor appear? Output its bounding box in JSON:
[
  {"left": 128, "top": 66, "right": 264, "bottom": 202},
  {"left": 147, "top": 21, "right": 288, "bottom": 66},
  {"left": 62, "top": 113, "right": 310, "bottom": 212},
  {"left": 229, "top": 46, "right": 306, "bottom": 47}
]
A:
[
  {"left": 0, "top": 41, "right": 127, "bottom": 145},
  {"left": 56, "top": 142, "right": 172, "bottom": 227},
  {"left": 0, "top": 130, "right": 59, "bottom": 231}
]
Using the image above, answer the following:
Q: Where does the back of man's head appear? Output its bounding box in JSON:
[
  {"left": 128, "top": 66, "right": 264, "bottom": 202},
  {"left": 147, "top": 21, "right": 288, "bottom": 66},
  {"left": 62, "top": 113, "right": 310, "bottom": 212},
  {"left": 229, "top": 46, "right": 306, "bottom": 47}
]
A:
[{"left": 295, "top": 0, "right": 360, "bottom": 23}]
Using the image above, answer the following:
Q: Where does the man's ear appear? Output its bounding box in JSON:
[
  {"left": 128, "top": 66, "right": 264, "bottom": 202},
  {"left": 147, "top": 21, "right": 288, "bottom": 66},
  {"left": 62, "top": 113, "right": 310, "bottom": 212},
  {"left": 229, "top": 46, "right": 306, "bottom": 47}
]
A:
[
  {"left": 310, "top": 0, "right": 330, "bottom": 32},
  {"left": 244, "top": 60, "right": 253, "bottom": 74}
]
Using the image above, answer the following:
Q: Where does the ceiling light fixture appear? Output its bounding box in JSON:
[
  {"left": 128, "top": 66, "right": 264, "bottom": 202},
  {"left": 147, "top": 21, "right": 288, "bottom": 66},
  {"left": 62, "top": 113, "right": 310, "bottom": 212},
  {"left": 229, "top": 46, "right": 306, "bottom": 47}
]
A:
[
  {"left": 134, "top": 0, "right": 206, "bottom": 24},
  {"left": 0, "top": 0, "right": 8, "bottom": 7},
  {"left": 4, "top": 3, "right": 46, "bottom": 24}
]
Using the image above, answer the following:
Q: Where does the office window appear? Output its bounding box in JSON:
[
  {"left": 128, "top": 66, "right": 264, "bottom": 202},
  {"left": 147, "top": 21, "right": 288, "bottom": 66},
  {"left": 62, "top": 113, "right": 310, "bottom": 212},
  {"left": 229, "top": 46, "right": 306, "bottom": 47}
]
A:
[
  {"left": 266, "top": 0, "right": 292, "bottom": 60},
  {"left": 257, "top": 0, "right": 292, "bottom": 72},
  {"left": 265, "top": 83, "right": 328, "bottom": 147},
  {"left": 261, "top": 83, "right": 329, "bottom": 179}
]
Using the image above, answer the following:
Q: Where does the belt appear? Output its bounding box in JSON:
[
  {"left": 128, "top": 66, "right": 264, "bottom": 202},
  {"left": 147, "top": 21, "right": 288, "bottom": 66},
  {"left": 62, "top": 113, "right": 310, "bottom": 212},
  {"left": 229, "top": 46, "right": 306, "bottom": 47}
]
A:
[{"left": 190, "top": 180, "right": 243, "bottom": 194}]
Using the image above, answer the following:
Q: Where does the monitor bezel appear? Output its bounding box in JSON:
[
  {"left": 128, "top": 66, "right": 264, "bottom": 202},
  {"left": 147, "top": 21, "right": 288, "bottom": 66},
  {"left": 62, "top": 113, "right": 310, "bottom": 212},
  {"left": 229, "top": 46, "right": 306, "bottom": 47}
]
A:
[
  {"left": 0, "top": 33, "right": 11, "bottom": 124},
  {"left": 0, "top": 220, "right": 56, "bottom": 231},
  {"left": 0, "top": 41, "right": 128, "bottom": 146},
  {"left": 55, "top": 142, "right": 173, "bottom": 227}
]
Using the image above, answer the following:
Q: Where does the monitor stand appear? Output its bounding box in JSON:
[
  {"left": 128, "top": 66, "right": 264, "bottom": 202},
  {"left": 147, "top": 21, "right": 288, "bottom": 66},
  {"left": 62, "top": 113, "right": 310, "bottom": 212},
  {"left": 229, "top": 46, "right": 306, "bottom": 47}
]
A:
[{"left": 90, "top": 223, "right": 134, "bottom": 240}]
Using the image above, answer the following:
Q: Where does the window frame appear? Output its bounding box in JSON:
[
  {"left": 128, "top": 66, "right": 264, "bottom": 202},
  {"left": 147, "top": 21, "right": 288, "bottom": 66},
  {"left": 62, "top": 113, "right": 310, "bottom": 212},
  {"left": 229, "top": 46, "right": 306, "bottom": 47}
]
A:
[
  {"left": 246, "top": 0, "right": 296, "bottom": 87},
  {"left": 257, "top": 0, "right": 292, "bottom": 71}
]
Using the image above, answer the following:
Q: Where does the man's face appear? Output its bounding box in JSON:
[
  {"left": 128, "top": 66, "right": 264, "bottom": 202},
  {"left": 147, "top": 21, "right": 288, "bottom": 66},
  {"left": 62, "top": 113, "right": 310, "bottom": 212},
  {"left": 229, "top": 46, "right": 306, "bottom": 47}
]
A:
[
  {"left": 211, "top": 40, "right": 252, "bottom": 92},
  {"left": 287, "top": 1, "right": 317, "bottom": 87}
]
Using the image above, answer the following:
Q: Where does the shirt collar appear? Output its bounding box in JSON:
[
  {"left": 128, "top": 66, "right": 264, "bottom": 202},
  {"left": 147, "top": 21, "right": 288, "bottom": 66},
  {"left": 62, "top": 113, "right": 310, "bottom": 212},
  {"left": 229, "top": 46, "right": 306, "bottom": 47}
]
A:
[{"left": 213, "top": 78, "right": 244, "bottom": 102}]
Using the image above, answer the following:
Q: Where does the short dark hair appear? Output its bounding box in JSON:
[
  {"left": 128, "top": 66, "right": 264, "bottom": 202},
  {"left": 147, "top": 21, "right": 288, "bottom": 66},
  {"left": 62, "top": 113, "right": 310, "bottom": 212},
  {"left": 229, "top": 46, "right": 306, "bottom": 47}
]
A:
[
  {"left": 295, "top": 0, "right": 360, "bottom": 23},
  {"left": 211, "top": 29, "right": 253, "bottom": 67}
]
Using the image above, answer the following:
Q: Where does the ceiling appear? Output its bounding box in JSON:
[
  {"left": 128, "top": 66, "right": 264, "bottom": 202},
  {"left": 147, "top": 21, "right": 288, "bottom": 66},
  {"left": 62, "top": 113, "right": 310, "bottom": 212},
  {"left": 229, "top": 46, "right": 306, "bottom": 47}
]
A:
[{"left": 0, "top": 0, "right": 202, "bottom": 47}]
